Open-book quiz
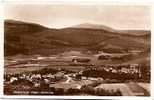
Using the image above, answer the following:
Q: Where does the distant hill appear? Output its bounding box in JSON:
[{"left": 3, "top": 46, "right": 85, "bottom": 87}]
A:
[
  {"left": 4, "top": 19, "right": 151, "bottom": 56},
  {"left": 69, "top": 23, "right": 116, "bottom": 32},
  {"left": 69, "top": 23, "right": 150, "bottom": 36}
]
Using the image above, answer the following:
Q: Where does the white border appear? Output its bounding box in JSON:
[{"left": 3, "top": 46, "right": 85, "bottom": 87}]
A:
[
  {"left": 0, "top": 0, "right": 154, "bottom": 5},
  {"left": 151, "top": 3, "right": 154, "bottom": 99},
  {"left": 0, "top": 0, "right": 153, "bottom": 99},
  {"left": 0, "top": 1, "right": 4, "bottom": 98}
]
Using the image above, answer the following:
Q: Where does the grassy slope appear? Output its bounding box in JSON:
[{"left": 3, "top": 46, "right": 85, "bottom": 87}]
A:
[{"left": 4, "top": 20, "right": 151, "bottom": 56}]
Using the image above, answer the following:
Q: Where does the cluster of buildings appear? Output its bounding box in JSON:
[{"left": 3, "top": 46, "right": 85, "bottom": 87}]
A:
[
  {"left": 4, "top": 68, "right": 104, "bottom": 92},
  {"left": 4, "top": 71, "right": 65, "bottom": 88},
  {"left": 86, "top": 64, "right": 140, "bottom": 75}
]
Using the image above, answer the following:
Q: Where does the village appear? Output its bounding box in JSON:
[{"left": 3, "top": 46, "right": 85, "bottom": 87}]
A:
[{"left": 4, "top": 51, "right": 150, "bottom": 96}]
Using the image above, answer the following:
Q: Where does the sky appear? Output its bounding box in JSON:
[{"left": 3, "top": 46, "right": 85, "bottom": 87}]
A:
[{"left": 5, "top": 4, "right": 151, "bottom": 30}]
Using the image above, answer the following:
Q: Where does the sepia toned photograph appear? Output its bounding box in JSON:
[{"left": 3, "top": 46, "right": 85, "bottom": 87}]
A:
[{"left": 4, "top": 4, "right": 151, "bottom": 96}]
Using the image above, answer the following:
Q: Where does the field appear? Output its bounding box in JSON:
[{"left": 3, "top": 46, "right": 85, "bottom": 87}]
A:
[
  {"left": 4, "top": 65, "right": 85, "bottom": 74},
  {"left": 95, "top": 82, "right": 150, "bottom": 96},
  {"left": 138, "top": 83, "right": 150, "bottom": 93},
  {"left": 126, "top": 82, "right": 150, "bottom": 96}
]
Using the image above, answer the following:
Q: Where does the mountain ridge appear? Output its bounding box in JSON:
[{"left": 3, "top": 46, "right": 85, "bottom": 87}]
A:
[{"left": 4, "top": 19, "right": 151, "bottom": 56}]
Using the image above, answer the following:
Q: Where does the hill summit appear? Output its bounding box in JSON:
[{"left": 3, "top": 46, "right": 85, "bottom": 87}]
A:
[{"left": 70, "top": 23, "right": 115, "bottom": 32}]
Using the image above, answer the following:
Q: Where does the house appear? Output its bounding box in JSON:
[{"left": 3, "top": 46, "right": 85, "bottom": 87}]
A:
[
  {"left": 34, "top": 82, "right": 40, "bottom": 87},
  {"left": 98, "top": 55, "right": 110, "bottom": 60},
  {"left": 88, "top": 77, "right": 98, "bottom": 81},
  {"left": 72, "top": 58, "right": 90, "bottom": 63},
  {"left": 42, "top": 74, "right": 55, "bottom": 79},
  {"left": 44, "top": 79, "right": 50, "bottom": 84},
  {"left": 112, "top": 69, "right": 118, "bottom": 73},
  {"left": 121, "top": 68, "right": 129, "bottom": 73},
  {"left": 81, "top": 76, "right": 87, "bottom": 80},
  {"left": 129, "top": 64, "right": 139, "bottom": 73},
  {"left": 10, "top": 77, "right": 18, "bottom": 83},
  {"left": 54, "top": 72, "right": 64, "bottom": 80},
  {"left": 31, "top": 74, "right": 41, "bottom": 79}
]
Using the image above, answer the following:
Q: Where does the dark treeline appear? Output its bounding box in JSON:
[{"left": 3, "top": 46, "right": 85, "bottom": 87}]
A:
[{"left": 82, "top": 66, "right": 150, "bottom": 82}]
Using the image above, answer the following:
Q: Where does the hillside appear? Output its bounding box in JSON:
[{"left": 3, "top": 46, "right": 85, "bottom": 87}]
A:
[{"left": 4, "top": 20, "right": 151, "bottom": 56}]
